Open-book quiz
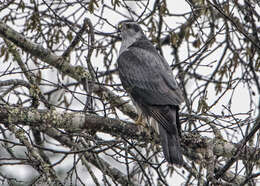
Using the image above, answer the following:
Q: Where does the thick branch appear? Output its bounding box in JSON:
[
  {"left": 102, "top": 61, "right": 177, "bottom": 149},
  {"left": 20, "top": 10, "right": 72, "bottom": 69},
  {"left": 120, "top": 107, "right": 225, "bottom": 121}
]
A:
[
  {"left": 0, "top": 21, "right": 88, "bottom": 82},
  {"left": 0, "top": 21, "right": 137, "bottom": 120},
  {"left": 0, "top": 105, "right": 258, "bottom": 163}
]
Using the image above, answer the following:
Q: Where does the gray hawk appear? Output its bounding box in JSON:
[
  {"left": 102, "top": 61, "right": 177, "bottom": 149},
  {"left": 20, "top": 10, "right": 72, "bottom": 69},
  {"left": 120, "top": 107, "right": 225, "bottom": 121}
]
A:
[{"left": 117, "top": 21, "right": 184, "bottom": 166}]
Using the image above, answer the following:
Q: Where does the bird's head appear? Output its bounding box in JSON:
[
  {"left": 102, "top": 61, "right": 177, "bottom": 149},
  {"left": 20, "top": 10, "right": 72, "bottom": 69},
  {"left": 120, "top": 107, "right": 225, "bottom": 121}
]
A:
[{"left": 118, "top": 21, "right": 145, "bottom": 42}]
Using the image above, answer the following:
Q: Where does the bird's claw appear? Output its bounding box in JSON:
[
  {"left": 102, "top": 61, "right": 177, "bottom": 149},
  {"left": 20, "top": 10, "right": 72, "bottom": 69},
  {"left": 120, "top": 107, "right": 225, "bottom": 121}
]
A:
[{"left": 135, "top": 114, "right": 146, "bottom": 127}]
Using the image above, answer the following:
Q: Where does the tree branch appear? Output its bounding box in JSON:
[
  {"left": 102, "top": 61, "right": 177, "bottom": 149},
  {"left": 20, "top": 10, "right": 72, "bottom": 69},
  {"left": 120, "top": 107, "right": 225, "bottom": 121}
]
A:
[
  {"left": 0, "top": 21, "right": 88, "bottom": 82},
  {"left": 0, "top": 105, "right": 259, "bottom": 163},
  {"left": 0, "top": 21, "right": 137, "bottom": 120}
]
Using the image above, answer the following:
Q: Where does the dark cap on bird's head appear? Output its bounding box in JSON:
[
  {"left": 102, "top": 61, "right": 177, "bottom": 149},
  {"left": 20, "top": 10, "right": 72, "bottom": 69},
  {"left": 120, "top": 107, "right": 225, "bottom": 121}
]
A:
[{"left": 118, "top": 20, "right": 145, "bottom": 41}]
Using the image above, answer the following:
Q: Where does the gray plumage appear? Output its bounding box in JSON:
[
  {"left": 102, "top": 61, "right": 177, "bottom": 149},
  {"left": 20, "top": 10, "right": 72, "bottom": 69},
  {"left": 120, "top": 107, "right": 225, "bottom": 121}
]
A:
[{"left": 117, "top": 21, "right": 184, "bottom": 166}]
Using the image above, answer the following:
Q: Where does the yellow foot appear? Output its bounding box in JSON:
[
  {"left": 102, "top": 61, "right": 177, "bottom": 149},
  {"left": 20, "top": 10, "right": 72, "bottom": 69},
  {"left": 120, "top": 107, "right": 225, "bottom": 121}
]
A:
[{"left": 135, "top": 113, "right": 146, "bottom": 127}]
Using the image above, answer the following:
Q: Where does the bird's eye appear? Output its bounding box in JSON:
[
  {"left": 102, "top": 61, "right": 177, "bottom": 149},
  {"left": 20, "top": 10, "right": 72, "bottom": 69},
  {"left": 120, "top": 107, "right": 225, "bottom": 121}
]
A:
[{"left": 118, "top": 23, "right": 123, "bottom": 31}]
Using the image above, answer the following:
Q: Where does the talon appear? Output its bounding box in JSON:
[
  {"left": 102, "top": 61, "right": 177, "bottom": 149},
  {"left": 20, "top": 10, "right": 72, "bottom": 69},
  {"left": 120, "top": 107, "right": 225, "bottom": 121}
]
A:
[{"left": 135, "top": 113, "right": 146, "bottom": 126}]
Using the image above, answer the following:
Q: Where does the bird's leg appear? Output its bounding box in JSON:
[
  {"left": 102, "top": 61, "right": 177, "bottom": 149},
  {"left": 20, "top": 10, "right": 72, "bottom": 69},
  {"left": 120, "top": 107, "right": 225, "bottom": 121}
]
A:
[{"left": 135, "top": 113, "right": 146, "bottom": 127}]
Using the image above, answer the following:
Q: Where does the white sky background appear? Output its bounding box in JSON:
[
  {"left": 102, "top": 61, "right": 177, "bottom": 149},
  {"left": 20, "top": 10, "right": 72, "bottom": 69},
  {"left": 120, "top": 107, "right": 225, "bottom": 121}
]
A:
[{"left": 0, "top": 0, "right": 259, "bottom": 185}]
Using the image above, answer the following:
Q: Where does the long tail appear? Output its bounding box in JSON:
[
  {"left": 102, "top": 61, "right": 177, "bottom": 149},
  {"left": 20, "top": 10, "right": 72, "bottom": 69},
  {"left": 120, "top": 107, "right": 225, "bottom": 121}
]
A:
[
  {"left": 158, "top": 124, "right": 183, "bottom": 166},
  {"left": 154, "top": 107, "right": 183, "bottom": 166},
  {"left": 148, "top": 105, "right": 183, "bottom": 165}
]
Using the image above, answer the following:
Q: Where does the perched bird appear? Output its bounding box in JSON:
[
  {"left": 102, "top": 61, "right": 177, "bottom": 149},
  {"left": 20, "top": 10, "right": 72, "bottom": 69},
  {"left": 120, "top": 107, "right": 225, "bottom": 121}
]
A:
[{"left": 117, "top": 20, "right": 184, "bottom": 166}]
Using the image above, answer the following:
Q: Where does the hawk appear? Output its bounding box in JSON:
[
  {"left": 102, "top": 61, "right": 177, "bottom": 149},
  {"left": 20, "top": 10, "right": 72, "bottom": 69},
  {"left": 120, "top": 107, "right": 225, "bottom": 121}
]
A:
[{"left": 117, "top": 21, "right": 184, "bottom": 166}]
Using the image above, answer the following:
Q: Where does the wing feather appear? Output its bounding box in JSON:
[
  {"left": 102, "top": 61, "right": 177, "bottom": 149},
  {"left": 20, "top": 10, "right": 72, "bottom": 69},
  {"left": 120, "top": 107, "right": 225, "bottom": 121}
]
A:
[{"left": 117, "top": 40, "right": 183, "bottom": 106}]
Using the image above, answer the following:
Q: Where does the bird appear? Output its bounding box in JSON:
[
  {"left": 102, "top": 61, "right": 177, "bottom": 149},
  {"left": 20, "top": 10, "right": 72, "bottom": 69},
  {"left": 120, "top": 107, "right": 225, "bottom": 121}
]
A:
[{"left": 117, "top": 20, "right": 184, "bottom": 166}]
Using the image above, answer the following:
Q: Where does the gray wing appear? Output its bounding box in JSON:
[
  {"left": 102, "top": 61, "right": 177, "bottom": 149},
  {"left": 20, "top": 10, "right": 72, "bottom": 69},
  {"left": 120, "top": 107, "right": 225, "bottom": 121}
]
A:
[
  {"left": 118, "top": 39, "right": 184, "bottom": 165},
  {"left": 117, "top": 40, "right": 184, "bottom": 107}
]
